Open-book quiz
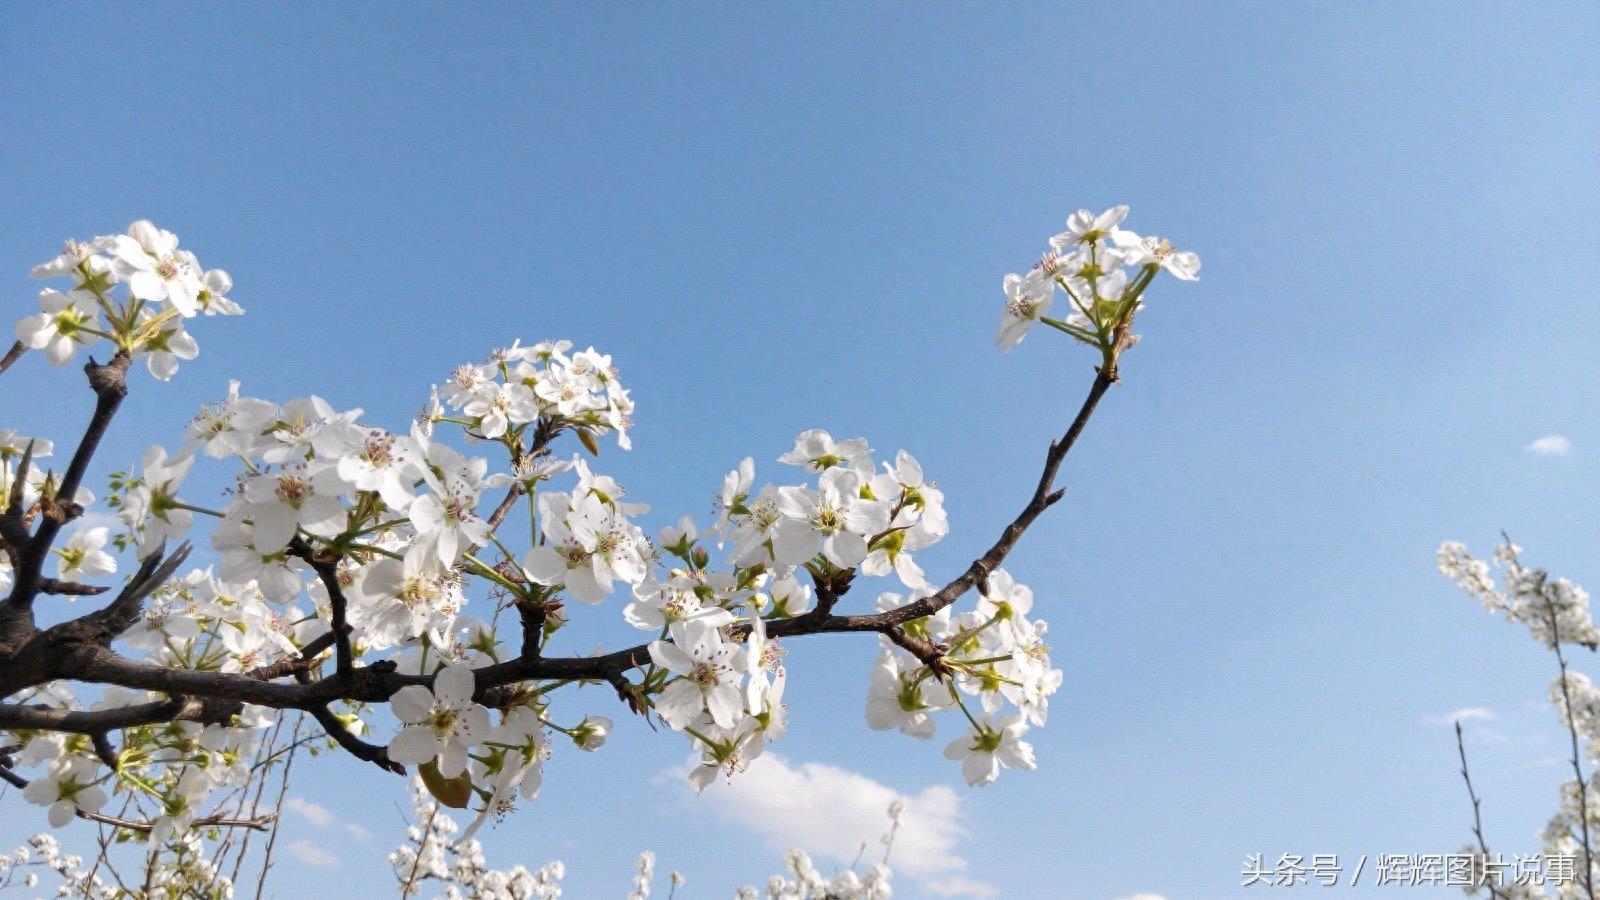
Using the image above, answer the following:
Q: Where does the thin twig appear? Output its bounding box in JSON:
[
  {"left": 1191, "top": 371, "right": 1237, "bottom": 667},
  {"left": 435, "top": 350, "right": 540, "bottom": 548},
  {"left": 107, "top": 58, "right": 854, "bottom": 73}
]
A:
[{"left": 1455, "top": 721, "right": 1506, "bottom": 900}]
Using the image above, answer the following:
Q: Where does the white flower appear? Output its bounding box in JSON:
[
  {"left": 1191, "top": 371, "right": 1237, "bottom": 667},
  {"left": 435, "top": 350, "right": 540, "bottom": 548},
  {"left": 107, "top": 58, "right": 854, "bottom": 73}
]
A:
[
  {"left": 778, "top": 430, "right": 870, "bottom": 473},
  {"left": 352, "top": 553, "right": 463, "bottom": 649},
  {"left": 462, "top": 382, "right": 538, "bottom": 439},
  {"left": 186, "top": 380, "right": 277, "bottom": 458},
  {"left": 23, "top": 758, "right": 107, "bottom": 827},
  {"left": 132, "top": 311, "right": 200, "bottom": 380},
  {"left": 388, "top": 664, "right": 492, "bottom": 777},
  {"left": 410, "top": 466, "right": 489, "bottom": 567},
  {"left": 942, "top": 714, "right": 1036, "bottom": 786},
  {"left": 647, "top": 622, "right": 747, "bottom": 730},
  {"left": 331, "top": 427, "right": 423, "bottom": 510},
  {"left": 572, "top": 715, "right": 611, "bottom": 751},
  {"left": 31, "top": 236, "right": 114, "bottom": 280},
  {"left": 1111, "top": 228, "right": 1201, "bottom": 281},
  {"left": 110, "top": 220, "right": 203, "bottom": 315},
  {"left": 242, "top": 463, "right": 347, "bottom": 553},
  {"left": 196, "top": 267, "right": 243, "bottom": 315},
  {"left": 55, "top": 527, "right": 116, "bottom": 581},
  {"left": 1050, "top": 205, "right": 1130, "bottom": 249},
  {"left": 523, "top": 492, "right": 646, "bottom": 604},
  {"left": 997, "top": 273, "right": 1052, "bottom": 351},
  {"left": 16, "top": 290, "right": 100, "bottom": 365},
  {"left": 775, "top": 468, "right": 890, "bottom": 568},
  {"left": 864, "top": 652, "right": 942, "bottom": 739},
  {"left": 122, "top": 445, "right": 196, "bottom": 550}
]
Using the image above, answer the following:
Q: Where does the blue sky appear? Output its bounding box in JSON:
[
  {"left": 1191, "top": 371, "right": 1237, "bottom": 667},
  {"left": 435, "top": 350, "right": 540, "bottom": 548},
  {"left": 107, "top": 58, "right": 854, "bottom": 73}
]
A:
[{"left": 3, "top": 2, "right": 1600, "bottom": 897}]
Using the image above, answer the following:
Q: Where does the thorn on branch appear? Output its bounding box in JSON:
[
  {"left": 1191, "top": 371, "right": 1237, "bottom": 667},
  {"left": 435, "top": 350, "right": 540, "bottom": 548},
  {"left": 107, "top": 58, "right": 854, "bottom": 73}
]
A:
[
  {"left": 84, "top": 541, "right": 192, "bottom": 641},
  {"left": 39, "top": 578, "right": 111, "bottom": 597}
]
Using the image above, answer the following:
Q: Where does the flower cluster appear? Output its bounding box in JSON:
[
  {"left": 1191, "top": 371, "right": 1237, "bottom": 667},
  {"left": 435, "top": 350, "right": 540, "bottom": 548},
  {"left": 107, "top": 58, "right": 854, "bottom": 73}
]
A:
[
  {"left": 389, "top": 778, "right": 566, "bottom": 899},
  {"left": 996, "top": 205, "right": 1198, "bottom": 360},
  {"left": 1438, "top": 540, "right": 1599, "bottom": 649},
  {"left": 866, "top": 569, "right": 1058, "bottom": 785},
  {"left": 437, "top": 339, "right": 634, "bottom": 450},
  {"left": 18, "top": 221, "right": 239, "bottom": 379},
  {"left": 1441, "top": 539, "right": 1600, "bottom": 897},
  {"left": 3, "top": 209, "right": 1192, "bottom": 846}
]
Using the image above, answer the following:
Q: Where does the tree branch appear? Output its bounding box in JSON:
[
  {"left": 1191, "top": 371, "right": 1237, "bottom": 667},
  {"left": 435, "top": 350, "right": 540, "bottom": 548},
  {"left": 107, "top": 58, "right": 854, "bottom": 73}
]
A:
[
  {"left": 0, "top": 341, "right": 25, "bottom": 377},
  {"left": 9, "top": 350, "right": 132, "bottom": 612},
  {"left": 1, "top": 364, "right": 1116, "bottom": 770}
]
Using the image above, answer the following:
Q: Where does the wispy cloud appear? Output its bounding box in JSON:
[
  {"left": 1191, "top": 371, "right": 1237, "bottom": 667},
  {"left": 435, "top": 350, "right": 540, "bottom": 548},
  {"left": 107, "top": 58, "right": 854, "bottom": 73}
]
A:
[
  {"left": 927, "top": 876, "right": 1001, "bottom": 898},
  {"left": 683, "top": 754, "right": 989, "bottom": 896},
  {"left": 286, "top": 797, "right": 335, "bottom": 827},
  {"left": 286, "top": 840, "right": 341, "bottom": 868},
  {"left": 1423, "top": 707, "right": 1497, "bottom": 726},
  {"left": 286, "top": 796, "right": 369, "bottom": 841},
  {"left": 1525, "top": 435, "right": 1573, "bottom": 457},
  {"left": 1115, "top": 895, "right": 1169, "bottom": 900}
]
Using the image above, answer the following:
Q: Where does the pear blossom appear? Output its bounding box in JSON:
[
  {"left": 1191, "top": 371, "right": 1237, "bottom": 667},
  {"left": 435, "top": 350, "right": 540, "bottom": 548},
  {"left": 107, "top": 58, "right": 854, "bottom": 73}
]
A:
[
  {"left": 185, "top": 380, "right": 277, "bottom": 458},
  {"left": 15, "top": 290, "right": 99, "bottom": 365},
  {"left": 865, "top": 652, "right": 943, "bottom": 739},
  {"left": 110, "top": 220, "right": 203, "bottom": 315},
  {"left": 22, "top": 759, "right": 107, "bottom": 828},
  {"left": 942, "top": 714, "right": 1037, "bottom": 786},
  {"left": 648, "top": 622, "right": 748, "bottom": 730},
  {"left": 778, "top": 429, "right": 870, "bottom": 473},
  {"left": 30, "top": 236, "right": 113, "bottom": 280},
  {"left": 1050, "top": 204, "right": 1130, "bottom": 249},
  {"left": 1112, "top": 228, "right": 1201, "bottom": 280},
  {"left": 122, "top": 445, "right": 197, "bottom": 549},
  {"left": 387, "top": 664, "right": 492, "bottom": 777},
  {"left": 195, "top": 267, "right": 243, "bottom": 315},
  {"left": 775, "top": 468, "right": 890, "bottom": 568},
  {"left": 330, "top": 426, "right": 423, "bottom": 510},
  {"left": 54, "top": 527, "right": 116, "bottom": 580},
  {"left": 241, "top": 463, "right": 348, "bottom": 553},
  {"left": 997, "top": 273, "right": 1053, "bottom": 351}
]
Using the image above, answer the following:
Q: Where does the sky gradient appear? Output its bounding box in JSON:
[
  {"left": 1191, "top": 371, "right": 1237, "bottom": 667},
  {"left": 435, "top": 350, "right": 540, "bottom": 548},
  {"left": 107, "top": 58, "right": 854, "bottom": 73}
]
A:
[{"left": 3, "top": 2, "right": 1599, "bottom": 897}]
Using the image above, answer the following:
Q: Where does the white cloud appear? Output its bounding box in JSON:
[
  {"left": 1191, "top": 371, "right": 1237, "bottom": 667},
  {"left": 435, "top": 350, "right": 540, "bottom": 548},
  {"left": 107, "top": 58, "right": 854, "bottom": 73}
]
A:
[
  {"left": 1525, "top": 435, "right": 1573, "bottom": 457},
  {"left": 926, "top": 876, "right": 1001, "bottom": 898},
  {"left": 1423, "top": 707, "right": 1497, "bottom": 726},
  {"left": 286, "top": 840, "right": 341, "bottom": 868},
  {"left": 286, "top": 797, "right": 335, "bottom": 827},
  {"left": 285, "top": 797, "right": 369, "bottom": 841},
  {"left": 686, "top": 754, "right": 988, "bottom": 895},
  {"left": 1115, "top": 895, "right": 1168, "bottom": 900}
]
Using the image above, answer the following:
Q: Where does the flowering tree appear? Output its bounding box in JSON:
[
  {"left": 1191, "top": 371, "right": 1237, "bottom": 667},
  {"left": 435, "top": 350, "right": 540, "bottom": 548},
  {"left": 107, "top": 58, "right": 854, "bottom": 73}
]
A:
[
  {"left": 1439, "top": 539, "right": 1600, "bottom": 898},
  {"left": 0, "top": 211, "right": 1197, "bottom": 856}
]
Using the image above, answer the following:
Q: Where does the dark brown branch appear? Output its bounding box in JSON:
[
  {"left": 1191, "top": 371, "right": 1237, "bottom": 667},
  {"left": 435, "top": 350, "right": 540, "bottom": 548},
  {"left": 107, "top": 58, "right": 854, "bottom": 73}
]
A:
[
  {"left": 850, "top": 367, "right": 1114, "bottom": 627},
  {"left": 77, "top": 541, "right": 193, "bottom": 643},
  {"left": 10, "top": 351, "right": 131, "bottom": 611},
  {"left": 1455, "top": 721, "right": 1507, "bottom": 900},
  {"left": 39, "top": 578, "right": 111, "bottom": 597},
  {"left": 86, "top": 811, "right": 279, "bottom": 834},
  {"left": 0, "top": 341, "right": 25, "bottom": 376},
  {"left": 303, "top": 549, "right": 353, "bottom": 673},
  {"left": 0, "top": 696, "right": 238, "bottom": 734},
  {"left": 304, "top": 703, "right": 403, "bottom": 775}
]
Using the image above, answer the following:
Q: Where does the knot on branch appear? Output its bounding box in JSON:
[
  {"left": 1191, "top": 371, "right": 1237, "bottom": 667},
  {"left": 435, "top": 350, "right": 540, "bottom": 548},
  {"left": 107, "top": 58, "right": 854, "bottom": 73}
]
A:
[
  {"left": 813, "top": 568, "right": 856, "bottom": 615},
  {"left": 83, "top": 351, "right": 131, "bottom": 400}
]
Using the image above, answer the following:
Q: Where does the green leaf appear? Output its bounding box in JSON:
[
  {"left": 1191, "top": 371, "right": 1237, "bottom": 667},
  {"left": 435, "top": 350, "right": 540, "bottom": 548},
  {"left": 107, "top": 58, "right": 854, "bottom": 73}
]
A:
[{"left": 419, "top": 759, "right": 472, "bottom": 808}]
